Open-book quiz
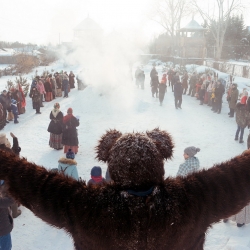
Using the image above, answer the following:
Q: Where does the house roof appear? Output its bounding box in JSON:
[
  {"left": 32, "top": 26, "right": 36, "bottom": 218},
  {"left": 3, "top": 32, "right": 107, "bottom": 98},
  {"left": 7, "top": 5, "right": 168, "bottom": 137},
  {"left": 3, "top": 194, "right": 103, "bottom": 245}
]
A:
[
  {"left": 179, "top": 19, "right": 206, "bottom": 31},
  {"left": 74, "top": 17, "right": 102, "bottom": 31}
]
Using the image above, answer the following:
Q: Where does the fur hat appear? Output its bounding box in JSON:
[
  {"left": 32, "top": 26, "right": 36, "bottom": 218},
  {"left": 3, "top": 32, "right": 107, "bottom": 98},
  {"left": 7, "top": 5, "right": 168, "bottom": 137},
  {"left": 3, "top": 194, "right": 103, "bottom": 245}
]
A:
[
  {"left": 91, "top": 166, "right": 102, "bottom": 177},
  {"left": 0, "top": 133, "right": 11, "bottom": 148},
  {"left": 184, "top": 147, "right": 200, "bottom": 157},
  {"left": 96, "top": 128, "right": 174, "bottom": 189},
  {"left": 66, "top": 149, "right": 75, "bottom": 159},
  {"left": 67, "top": 108, "right": 73, "bottom": 114},
  {"left": 241, "top": 95, "right": 247, "bottom": 105}
]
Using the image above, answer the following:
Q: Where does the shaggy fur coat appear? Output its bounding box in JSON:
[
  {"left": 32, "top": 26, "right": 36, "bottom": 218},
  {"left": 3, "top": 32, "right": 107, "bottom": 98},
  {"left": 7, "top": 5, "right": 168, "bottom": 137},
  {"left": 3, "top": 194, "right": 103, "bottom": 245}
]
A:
[{"left": 1, "top": 128, "right": 250, "bottom": 250}]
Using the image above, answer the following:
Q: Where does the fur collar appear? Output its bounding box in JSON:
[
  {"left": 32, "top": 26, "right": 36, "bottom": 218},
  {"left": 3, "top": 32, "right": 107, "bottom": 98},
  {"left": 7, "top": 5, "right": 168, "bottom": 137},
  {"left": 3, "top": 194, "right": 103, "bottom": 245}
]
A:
[{"left": 58, "top": 157, "right": 77, "bottom": 165}]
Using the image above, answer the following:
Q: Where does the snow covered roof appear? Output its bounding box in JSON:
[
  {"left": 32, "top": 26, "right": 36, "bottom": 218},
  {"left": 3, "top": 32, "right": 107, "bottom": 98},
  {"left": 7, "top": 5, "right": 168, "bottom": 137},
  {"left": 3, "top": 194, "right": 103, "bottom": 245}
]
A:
[
  {"left": 0, "top": 48, "right": 15, "bottom": 56},
  {"left": 179, "top": 20, "right": 206, "bottom": 32},
  {"left": 74, "top": 17, "right": 102, "bottom": 31}
]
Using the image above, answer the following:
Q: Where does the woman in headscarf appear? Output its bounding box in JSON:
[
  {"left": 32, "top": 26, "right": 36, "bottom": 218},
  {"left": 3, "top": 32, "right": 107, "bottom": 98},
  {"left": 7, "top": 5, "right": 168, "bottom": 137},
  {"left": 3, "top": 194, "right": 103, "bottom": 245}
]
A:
[
  {"left": 62, "top": 108, "right": 79, "bottom": 154},
  {"left": 47, "top": 103, "right": 63, "bottom": 150}
]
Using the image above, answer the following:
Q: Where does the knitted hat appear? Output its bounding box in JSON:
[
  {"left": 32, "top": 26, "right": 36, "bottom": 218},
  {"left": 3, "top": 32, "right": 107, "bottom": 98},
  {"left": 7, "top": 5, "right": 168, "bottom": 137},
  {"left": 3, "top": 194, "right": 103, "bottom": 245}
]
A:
[
  {"left": 241, "top": 95, "right": 247, "bottom": 105},
  {"left": 66, "top": 149, "right": 75, "bottom": 159},
  {"left": 184, "top": 146, "right": 200, "bottom": 157},
  {"left": 54, "top": 103, "right": 60, "bottom": 109},
  {"left": 0, "top": 133, "right": 11, "bottom": 148},
  {"left": 11, "top": 99, "right": 17, "bottom": 104},
  {"left": 91, "top": 166, "right": 102, "bottom": 177},
  {"left": 67, "top": 108, "right": 73, "bottom": 114}
]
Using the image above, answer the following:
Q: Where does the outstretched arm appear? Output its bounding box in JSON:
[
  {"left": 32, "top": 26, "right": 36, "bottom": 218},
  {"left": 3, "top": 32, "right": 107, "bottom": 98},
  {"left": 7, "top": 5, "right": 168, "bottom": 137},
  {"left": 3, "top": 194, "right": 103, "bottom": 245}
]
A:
[
  {"left": 179, "top": 151, "right": 250, "bottom": 226},
  {"left": 0, "top": 150, "right": 88, "bottom": 230}
]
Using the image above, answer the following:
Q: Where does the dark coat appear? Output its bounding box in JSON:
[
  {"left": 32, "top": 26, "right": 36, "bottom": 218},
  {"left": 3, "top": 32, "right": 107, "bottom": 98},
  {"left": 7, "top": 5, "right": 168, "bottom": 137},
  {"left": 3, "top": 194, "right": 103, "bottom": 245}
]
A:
[
  {"left": 189, "top": 75, "right": 197, "bottom": 87},
  {"left": 235, "top": 103, "right": 250, "bottom": 128},
  {"left": 62, "top": 79, "right": 69, "bottom": 91},
  {"left": 214, "top": 84, "right": 225, "bottom": 101},
  {"left": 229, "top": 88, "right": 239, "bottom": 109},
  {"left": 11, "top": 103, "right": 18, "bottom": 115},
  {"left": 181, "top": 73, "right": 189, "bottom": 88},
  {"left": 159, "top": 83, "right": 166, "bottom": 102},
  {"left": 44, "top": 80, "right": 52, "bottom": 92},
  {"left": 69, "top": 74, "right": 75, "bottom": 88},
  {"left": 150, "top": 68, "right": 157, "bottom": 79},
  {"left": 47, "top": 111, "right": 63, "bottom": 135},
  {"left": 0, "top": 94, "right": 7, "bottom": 110},
  {"left": 174, "top": 82, "right": 183, "bottom": 97},
  {"left": 62, "top": 116, "right": 79, "bottom": 146},
  {"left": 2, "top": 148, "right": 250, "bottom": 250},
  {"left": 30, "top": 89, "right": 41, "bottom": 103}
]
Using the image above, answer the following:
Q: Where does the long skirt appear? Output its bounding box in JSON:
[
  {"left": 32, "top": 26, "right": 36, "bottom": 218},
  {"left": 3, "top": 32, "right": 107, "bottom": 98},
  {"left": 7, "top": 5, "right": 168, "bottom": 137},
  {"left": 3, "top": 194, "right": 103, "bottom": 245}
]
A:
[
  {"left": 56, "top": 88, "right": 62, "bottom": 97},
  {"left": 49, "top": 133, "right": 63, "bottom": 149},
  {"left": 45, "top": 92, "right": 53, "bottom": 102},
  {"left": 230, "top": 204, "right": 250, "bottom": 224},
  {"left": 64, "top": 145, "right": 78, "bottom": 154}
]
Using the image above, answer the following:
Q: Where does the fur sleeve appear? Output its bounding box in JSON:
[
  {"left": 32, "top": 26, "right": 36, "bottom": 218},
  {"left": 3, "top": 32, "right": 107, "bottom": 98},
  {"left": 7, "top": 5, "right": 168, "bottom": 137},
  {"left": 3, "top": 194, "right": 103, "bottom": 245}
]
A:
[
  {"left": 0, "top": 150, "right": 88, "bottom": 230},
  {"left": 180, "top": 151, "right": 250, "bottom": 226}
]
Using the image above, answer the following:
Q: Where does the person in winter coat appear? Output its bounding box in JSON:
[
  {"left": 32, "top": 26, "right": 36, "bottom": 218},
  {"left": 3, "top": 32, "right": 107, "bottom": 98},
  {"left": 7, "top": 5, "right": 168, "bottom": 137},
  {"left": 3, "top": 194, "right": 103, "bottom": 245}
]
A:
[
  {"left": 10, "top": 99, "right": 19, "bottom": 124},
  {"left": 188, "top": 72, "right": 197, "bottom": 96},
  {"left": 55, "top": 73, "right": 62, "bottom": 97},
  {"left": 87, "top": 166, "right": 106, "bottom": 186},
  {"left": 0, "top": 90, "right": 8, "bottom": 125},
  {"left": 58, "top": 149, "right": 79, "bottom": 180},
  {"left": 199, "top": 83, "right": 206, "bottom": 105},
  {"left": 0, "top": 103, "right": 5, "bottom": 130},
  {"left": 44, "top": 77, "right": 53, "bottom": 102},
  {"left": 206, "top": 81, "right": 214, "bottom": 106},
  {"left": 171, "top": 72, "right": 180, "bottom": 92},
  {"left": 235, "top": 96, "right": 250, "bottom": 143},
  {"left": 167, "top": 68, "right": 174, "bottom": 87},
  {"left": 228, "top": 83, "right": 239, "bottom": 117},
  {"left": 0, "top": 180, "right": 14, "bottom": 250},
  {"left": 62, "top": 74, "right": 69, "bottom": 98},
  {"left": 36, "top": 79, "right": 46, "bottom": 107},
  {"left": 181, "top": 71, "right": 189, "bottom": 95},
  {"left": 4, "top": 129, "right": 250, "bottom": 249},
  {"left": 177, "top": 146, "right": 200, "bottom": 177},
  {"left": 138, "top": 70, "right": 145, "bottom": 90},
  {"left": 151, "top": 73, "right": 159, "bottom": 98},
  {"left": 29, "top": 87, "right": 41, "bottom": 114},
  {"left": 5, "top": 92, "right": 12, "bottom": 122},
  {"left": 47, "top": 103, "right": 63, "bottom": 150},
  {"left": 69, "top": 71, "right": 75, "bottom": 89},
  {"left": 158, "top": 74, "right": 167, "bottom": 106},
  {"left": 62, "top": 108, "right": 79, "bottom": 154},
  {"left": 174, "top": 80, "right": 183, "bottom": 109},
  {"left": 213, "top": 81, "right": 225, "bottom": 114}
]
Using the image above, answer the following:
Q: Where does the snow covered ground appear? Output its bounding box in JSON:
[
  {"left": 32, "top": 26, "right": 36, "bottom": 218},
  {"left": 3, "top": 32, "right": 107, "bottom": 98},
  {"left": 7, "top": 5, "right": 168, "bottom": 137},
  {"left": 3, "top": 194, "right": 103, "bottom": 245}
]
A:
[{"left": 1, "top": 60, "right": 250, "bottom": 249}]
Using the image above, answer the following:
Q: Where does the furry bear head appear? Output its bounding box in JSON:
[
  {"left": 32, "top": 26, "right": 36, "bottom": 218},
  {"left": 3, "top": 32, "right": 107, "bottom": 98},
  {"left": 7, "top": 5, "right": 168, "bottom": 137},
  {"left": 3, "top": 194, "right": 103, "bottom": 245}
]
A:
[{"left": 96, "top": 128, "right": 174, "bottom": 189}]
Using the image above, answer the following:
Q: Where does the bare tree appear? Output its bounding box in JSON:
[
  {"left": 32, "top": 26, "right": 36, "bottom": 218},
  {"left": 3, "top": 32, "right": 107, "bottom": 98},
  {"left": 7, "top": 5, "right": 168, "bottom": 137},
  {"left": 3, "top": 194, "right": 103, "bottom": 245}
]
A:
[
  {"left": 192, "top": 0, "right": 245, "bottom": 60},
  {"left": 150, "top": 0, "right": 192, "bottom": 54}
]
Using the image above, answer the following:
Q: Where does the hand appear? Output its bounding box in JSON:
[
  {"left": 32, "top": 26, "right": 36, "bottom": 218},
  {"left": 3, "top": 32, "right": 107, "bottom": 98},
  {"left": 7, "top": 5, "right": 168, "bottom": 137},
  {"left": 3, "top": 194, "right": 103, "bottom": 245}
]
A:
[{"left": 10, "top": 132, "right": 16, "bottom": 138}]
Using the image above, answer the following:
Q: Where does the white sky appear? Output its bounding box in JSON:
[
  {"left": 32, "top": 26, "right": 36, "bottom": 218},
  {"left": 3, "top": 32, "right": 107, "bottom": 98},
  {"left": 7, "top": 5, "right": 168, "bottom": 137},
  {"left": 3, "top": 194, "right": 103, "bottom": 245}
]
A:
[{"left": 0, "top": 0, "right": 250, "bottom": 45}]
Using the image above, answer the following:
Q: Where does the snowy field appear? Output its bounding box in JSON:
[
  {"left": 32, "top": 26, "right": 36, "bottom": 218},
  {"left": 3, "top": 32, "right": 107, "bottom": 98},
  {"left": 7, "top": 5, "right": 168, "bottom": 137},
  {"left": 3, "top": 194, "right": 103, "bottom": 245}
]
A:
[{"left": 1, "top": 60, "right": 250, "bottom": 249}]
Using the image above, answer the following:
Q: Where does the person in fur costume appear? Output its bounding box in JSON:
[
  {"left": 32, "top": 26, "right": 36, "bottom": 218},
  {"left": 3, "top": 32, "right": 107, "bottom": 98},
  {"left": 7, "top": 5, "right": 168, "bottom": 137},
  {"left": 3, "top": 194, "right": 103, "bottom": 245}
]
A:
[{"left": 2, "top": 129, "right": 250, "bottom": 249}]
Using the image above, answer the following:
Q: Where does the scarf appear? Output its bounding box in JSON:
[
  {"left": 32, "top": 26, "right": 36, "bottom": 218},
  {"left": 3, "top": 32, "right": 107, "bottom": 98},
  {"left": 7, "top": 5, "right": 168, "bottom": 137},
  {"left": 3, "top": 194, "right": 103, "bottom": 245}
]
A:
[
  {"left": 63, "top": 114, "right": 73, "bottom": 123},
  {"left": 91, "top": 176, "right": 103, "bottom": 183},
  {"left": 52, "top": 109, "right": 60, "bottom": 118}
]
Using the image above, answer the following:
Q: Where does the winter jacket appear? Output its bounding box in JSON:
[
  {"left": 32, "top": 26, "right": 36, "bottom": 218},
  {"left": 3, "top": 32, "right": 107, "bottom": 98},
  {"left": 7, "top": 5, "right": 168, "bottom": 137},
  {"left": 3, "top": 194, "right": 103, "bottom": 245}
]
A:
[
  {"left": 69, "top": 74, "right": 75, "bottom": 86},
  {"left": 229, "top": 88, "right": 239, "bottom": 110},
  {"left": 44, "top": 79, "right": 52, "bottom": 92},
  {"left": 150, "top": 68, "right": 157, "bottom": 79},
  {"left": 62, "top": 79, "right": 69, "bottom": 91},
  {"left": 177, "top": 157, "right": 200, "bottom": 177},
  {"left": 58, "top": 158, "right": 79, "bottom": 180},
  {"left": 167, "top": 69, "right": 174, "bottom": 81},
  {"left": 151, "top": 75, "right": 159, "bottom": 88},
  {"left": 159, "top": 83, "right": 167, "bottom": 95},
  {"left": 47, "top": 110, "right": 63, "bottom": 135},
  {"left": 0, "top": 183, "right": 14, "bottom": 236},
  {"left": 30, "top": 89, "right": 41, "bottom": 103},
  {"left": 174, "top": 82, "right": 183, "bottom": 97},
  {"left": 87, "top": 177, "right": 106, "bottom": 186},
  {"left": 11, "top": 103, "right": 18, "bottom": 115},
  {"left": 181, "top": 73, "right": 188, "bottom": 88},
  {"left": 36, "top": 81, "right": 46, "bottom": 94},
  {"left": 0, "top": 94, "right": 7, "bottom": 110},
  {"left": 56, "top": 76, "right": 62, "bottom": 89},
  {"left": 214, "top": 84, "right": 225, "bottom": 101},
  {"left": 62, "top": 116, "right": 79, "bottom": 146},
  {"left": 235, "top": 103, "right": 250, "bottom": 128}
]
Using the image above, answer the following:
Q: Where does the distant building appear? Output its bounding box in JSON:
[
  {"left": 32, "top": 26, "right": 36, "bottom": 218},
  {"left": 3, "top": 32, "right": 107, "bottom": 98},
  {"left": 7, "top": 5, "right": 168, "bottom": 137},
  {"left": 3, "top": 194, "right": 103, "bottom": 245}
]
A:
[
  {"left": 178, "top": 19, "right": 207, "bottom": 59},
  {"left": 73, "top": 17, "right": 103, "bottom": 42}
]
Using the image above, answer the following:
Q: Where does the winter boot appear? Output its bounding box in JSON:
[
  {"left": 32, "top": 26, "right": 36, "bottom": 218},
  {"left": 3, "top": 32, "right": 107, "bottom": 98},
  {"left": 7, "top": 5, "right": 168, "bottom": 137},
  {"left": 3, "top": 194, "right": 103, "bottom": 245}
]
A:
[
  {"left": 237, "top": 223, "right": 245, "bottom": 227},
  {"left": 235, "top": 137, "right": 238, "bottom": 141},
  {"left": 239, "top": 139, "right": 244, "bottom": 143}
]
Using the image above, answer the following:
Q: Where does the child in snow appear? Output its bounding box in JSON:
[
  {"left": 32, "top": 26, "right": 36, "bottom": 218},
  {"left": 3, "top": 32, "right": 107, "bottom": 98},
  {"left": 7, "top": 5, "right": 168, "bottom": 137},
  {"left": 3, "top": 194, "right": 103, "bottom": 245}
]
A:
[
  {"left": 10, "top": 99, "right": 19, "bottom": 124},
  {"left": 87, "top": 166, "right": 106, "bottom": 186},
  {"left": 58, "top": 149, "right": 79, "bottom": 180},
  {"left": 176, "top": 146, "right": 200, "bottom": 177}
]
